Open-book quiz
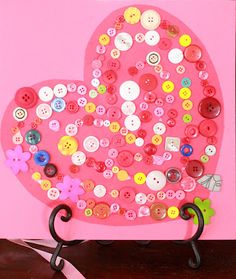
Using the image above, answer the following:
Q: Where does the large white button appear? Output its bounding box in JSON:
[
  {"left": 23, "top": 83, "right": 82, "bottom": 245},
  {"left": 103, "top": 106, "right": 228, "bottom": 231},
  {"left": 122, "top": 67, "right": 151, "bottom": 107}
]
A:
[
  {"left": 205, "top": 145, "right": 216, "bottom": 156},
  {"left": 146, "top": 170, "right": 166, "bottom": 191},
  {"left": 83, "top": 136, "right": 99, "bottom": 152},
  {"left": 71, "top": 151, "right": 86, "bottom": 165},
  {"left": 94, "top": 184, "right": 106, "bottom": 198},
  {"left": 53, "top": 84, "right": 68, "bottom": 98},
  {"left": 120, "top": 81, "right": 140, "bottom": 101},
  {"left": 141, "top": 10, "right": 161, "bottom": 30},
  {"left": 135, "top": 193, "right": 147, "bottom": 205},
  {"left": 153, "top": 122, "right": 166, "bottom": 135},
  {"left": 146, "top": 51, "right": 161, "bottom": 66},
  {"left": 38, "top": 86, "right": 54, "bottom": 102},
  {"left": 36, "top": 104, "right": 52, "bottom": 120},
  {"left": 168, "top": 48, "right": 184, "bottom": 64},
  {"left": 121, "top": 101, "right": 136, "bottom": 115},
  {"left": 145, "top": 31, "right": 160, "bottom": 46},
  {"left": 124, "top": 115, "right": 141, "bottom": 131},
  {"left": 114, "top": 32, "right": 133, "bottom": 51}
]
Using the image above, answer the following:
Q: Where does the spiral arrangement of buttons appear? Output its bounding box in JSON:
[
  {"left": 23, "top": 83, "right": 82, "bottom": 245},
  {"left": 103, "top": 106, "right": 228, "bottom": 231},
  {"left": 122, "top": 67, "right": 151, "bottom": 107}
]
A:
[{"left": 2, "top": 5, "right": 223, "bottom": 225}]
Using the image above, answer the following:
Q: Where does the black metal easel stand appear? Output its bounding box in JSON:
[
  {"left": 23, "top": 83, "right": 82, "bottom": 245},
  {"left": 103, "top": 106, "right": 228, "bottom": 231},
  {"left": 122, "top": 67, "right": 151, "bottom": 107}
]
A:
[{"left": 49, "top": 202, "right": 204, "bottom": 271}]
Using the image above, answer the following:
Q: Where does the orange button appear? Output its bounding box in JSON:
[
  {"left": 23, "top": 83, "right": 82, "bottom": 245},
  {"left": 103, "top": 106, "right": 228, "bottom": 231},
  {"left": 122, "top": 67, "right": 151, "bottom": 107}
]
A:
[
  {"left": 82, "top": 179, "right": 95, "bottom": 192},
  {"left": 93, "top": 203, "right": 110, "bottom": 219}
]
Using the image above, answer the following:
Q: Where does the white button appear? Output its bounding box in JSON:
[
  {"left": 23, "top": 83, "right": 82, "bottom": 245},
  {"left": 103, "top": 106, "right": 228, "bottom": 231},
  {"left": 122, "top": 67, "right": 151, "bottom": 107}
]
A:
[
  {"left": 53, "top": 84, "right": 67, "bottom": 98},
  {"left": 114, "top": 32, "right": 133, "bottom": 51},
  {"left": 146, "top": 51, "right": 161, "bottom": 66},
  {"left": 135, "top": 193, "right": 147, "bottom": 205},
  {"left": 153, "top": 122, "right": 166, "bottom": 135},
  {"left": 145, "top": 31, "right": 160, "bottom": 46},
  {"left": 205, "top": 145, "right": 216, "bottom": 156},
  {"left": 94, "top": 184, "right": 106, "bottom": 198},
  {"left": 121, "top": 101, "right": 136, "bottom": 115},
  {"left": 120, "top": 81, "right": 140, "bottom": 101},
  {"left": 168, "top": 48, "right": 184, "bottom": 64},
  {"left": 71, "top": 151, "right": 86, "bottom": 165},
  {"left": 47, "top": 188, "right": 60, "bottom": 200},
  {"left": 135, "top": 33, "right": 145, "bottom": 43},
  {"left": 138, "top": 206, "right": 150, "bottom": 217},
  {"left": 13, "top": 107, "right": 27, "bottom": 121},
  {"left": 12, "top": 131, "right": 23, "bottom": 144},
  {"left": 91, "top": 78, "right": 100, "bottom": 87},
  {"left": 103, "top": 120, "right": 111, "bottom": 127},
  {"left": 77, "top": 85, "right": 87, "bottom": 95},
  {"left": 135, "top": 137, "right": 144, "bottom": 147},
  {"left": 65, "top": 123, "right": 78, "bottom": 136},
  {"left": 124, "top": 115, "right": 141, "bottom": 131},
  {"left": 83, "top": 136, "right": 99, "bottom": 152},
  {"left": 146, "top": 170, "right": 166, "bottom": 191},
  {"left": 77, "top": 97, "right": 87, "bottom": 107},
  {"left": 165, "top": 137, "right": 180, "bottom": 152},
  {"left": 38, "top": 86, "right": 54, "bottom": 102},
  {"left": 36, "top": 104, "right": 52, "bottom": 120},
  {"left": 141, "top": 10, "right": 161, "bottom": 30}
]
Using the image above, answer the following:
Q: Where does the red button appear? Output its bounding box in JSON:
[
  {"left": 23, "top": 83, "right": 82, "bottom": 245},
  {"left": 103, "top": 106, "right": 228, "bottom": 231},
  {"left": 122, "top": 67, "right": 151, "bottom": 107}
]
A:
[
  {"left": 86, "top": 157, "right": 96, "bottom": 168},
  {"left": 198, "top": 97, "right": 221, "bottom": 119},
  {"left": 139, "top": 73, "right": 158, "bottom": 91},
  {"left": 158, "top": 38, "right": 172, "bottom": 50},
  {"left": 160, "top": 20, "right": 170, "bottom": 30},
  {"left": 107, "top": 59, "right": 120, "bottom": 71},
  {"left": 117, "top": 150, "right": 134, "bottom": 167},
  {"left": 66, "top": 100, "right": 79, "bottom": 113},
  {"left": 185, "top": 125, "right": 199, "bottom": 138},
  {"left": 95, "top": 161, "right": 106, "bottom": 173},
  {"left": 137, "top": 129, "right": 147, "bottom": 138},
  {"left": 186, "top": 160, "right": 204, "bottom": 178},
  {"left": 144, "top": 143, "right": 157, "bottom": 155},
  {"left": 139, "top": 111, "right": 153, "bottom": 123},
  {"left": 128, "top": 66, "right": 138, "bottom": 76},
  {"left": 102, "top": 70, "right": 117, "bottom": 84},
  {"left": 106, "top": 93, "right": 117, "bottom": 105},
  {"left": 184, "top": 45, "right": 202, "bottom": 63},
  {"left": 83, "top": 115, "right": 94, "bottom": 126},
  {"left": 107, "top": 85, "right": 116, "bottom": 94},
  {"left": 15, "top": 87, "right": 38, "bottom": 109},
  {"left": 143, "top": 155, "right": 153, "bottom": 165},
  {"left": 144, "top": 91, "right": 157, "bottom": 103},
  {"left": 107, "top": 106, "right": 121, "bottom": 121},
  {"left": 69, "top": 164, "right": 80, "bottom": 173},
  {"left": 203, "top": 85, "right": 216, "bottom": 97},
  {"left": 196, "top": 60, "right": 206, "bottom": 71},
  {"left": 167, "top": 109, "right": 178, "bottom": 118},
  {"left": 167, "top": 118, "right": 176, "bottom": 127},
  {"left": 120, "top": 187, "right": 135, "bottom": 203},
  {"left": 198, "top": 119, "right": 217, "bottom": 137}
]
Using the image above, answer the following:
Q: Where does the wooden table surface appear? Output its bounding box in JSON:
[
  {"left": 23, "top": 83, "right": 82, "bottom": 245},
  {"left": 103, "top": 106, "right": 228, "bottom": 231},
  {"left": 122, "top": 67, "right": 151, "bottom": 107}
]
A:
[{"left": 0, "top": 239, "right": 235, "bottom": 279}]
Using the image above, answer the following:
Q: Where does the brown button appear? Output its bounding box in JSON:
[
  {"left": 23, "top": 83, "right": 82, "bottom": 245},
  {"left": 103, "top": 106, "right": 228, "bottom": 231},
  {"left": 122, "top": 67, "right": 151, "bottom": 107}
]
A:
[
  {"left": 93, "top": 203, "right": 110, "bottom": 219},
  {"left": 198, "top": 97, "right": 221, "bottom": 119},
  {"left": 150, "top": 203, "right": 167, "bottom": 220},
  {"left": 186, "top": 160, "right": 204, "bottom": 178}
]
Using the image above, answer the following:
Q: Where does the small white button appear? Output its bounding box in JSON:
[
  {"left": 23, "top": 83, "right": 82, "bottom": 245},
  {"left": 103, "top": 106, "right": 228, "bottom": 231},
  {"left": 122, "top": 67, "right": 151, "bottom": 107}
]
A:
[
  {"left": 94, "top": 184, "right": 106, "bottom": 198},
  {"left": 36, "top": 104, "right": 52, "bottom": 120},
  {"left": 47, "top": 188, "right": 60, "bottom": 200},
  {"left": 124, "top": 115, "right": 141, "bottom": 131},
  {"left": 145, "top": 30, "right": 160, "bottom": 46},
  {"left": 120, "top": 81, "right": 140, "bottom": 101},
  {"left": 146, "top": 170, "right": 166, "bottom": 191},
  {"left": 153, "top": 122, "right": 166, "bottom": 135},
  {"left": 168, "top": 48, "right": 184, "bottom": 64},
  {"left": 135, "top": 137, "right": 144, "bottom": 147},
  {"left": 205, "top": 145, "right": 216, "bottom": 156},
  {"left": 38, "top": 86, "right": 54, "bottom": 102},
  {"left": 114, "top": 32, "right": 133, "bottom": 51},
  {"left": 83, "top": 136, "right": 99, "bottom": 152},
  {"left": 135, "top": 193, "right": 147, "bottom": 205},
  {"left": 65, "top": 123, "right": 78, "bottom": 136},
  {"left": 121, "top": 101, "right": 136, "bottom": 115},
  {"left": 53, "top": 84, "right": 67, "bottom": 98},
  {"left": 13, "top": 107, "right": 27, "bottom": 121},
  {"left": 71, "top": 151, "right": 86, "bottom": 166}
]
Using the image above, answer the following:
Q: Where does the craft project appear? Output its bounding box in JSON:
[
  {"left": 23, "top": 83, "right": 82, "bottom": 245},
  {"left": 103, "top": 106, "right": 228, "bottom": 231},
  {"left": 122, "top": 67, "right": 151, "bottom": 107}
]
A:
[{"left": 1, "top": 5, "right": 223, "bottom": 227}]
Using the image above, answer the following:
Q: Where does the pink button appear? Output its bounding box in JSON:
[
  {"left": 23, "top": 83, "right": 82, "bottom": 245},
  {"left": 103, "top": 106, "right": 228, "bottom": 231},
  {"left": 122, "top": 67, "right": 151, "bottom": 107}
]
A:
[
  {"left": 49, "top": 119, "right": 60, "bottom": 131},
  {"left": 67, "top": 83, "right": 77, "bottom": 92},
  {"left": 29, "top": 145, "right": 38, "bottom": 154},
  {"left": 77, "top": 97, "right": 87, "bottom": 107},
  {"left": 108, "top": 148, "right": 118, "bottom": 158},
  {"left": 199, "top": 71, "right": 209, "bottom": 80},
  {"left": 180, "top": 176, "right": 196, "bottom": 192},
  {"left": 77, "top": 85, "right": 87, "bottom": 95},
  {"left": 157, "top": 191, "right": 166, "bottom": 200},
  {"left": 175, "top": 190, "right": 186, "bottom": 200},
  {"left": 140, "top": 102, "right": 149, "bottom": 110},
  {"left": 77, "top": 200, "right": 87, "bottom": 210},
  {"left": 96, "top": 105, "right": 106, "bottom": 115},
  {"left": 110, "top": 203, "right": 120, "bottom": 213},
  {"left": 75, "top": 119, "right": 83, "bottom": 127},
  {"left": 120, "top": 187, "right": 135, "bottom": 203},
  {"left": 111, "top": 134, "right": 126, "bottom": 147},
  {"left": 136, "top": 61, "right": 145, "bottom": 70},
  {"left": 138, "top": 206, "right": 150, "bottom": 217},
  {"left": 160, "top": 71, "right": 170, "bottom": 80},
  {"left": 93, "top": 119, "right": 104, "bottom": 127},
  {"left": 93, "top": 69, "right": 102, "bottom": 78},
  {"left": 166, "top": 190, "right": 175, "bottom": 200},
  {"left": 96, "top": 45, "right": 106, "bottom": 54},
  {"left": 107, "top": 106, "right": 121, "bottom": 120},
  {"left": 166, "top": 94, "right": 175, "bottom": 104},
  {"left": 100, "top": 138, "right": 110, "bottom": 148},
  {"left": 107, "top": 28, "right": 116, "bottom": 37},
  {"left": 107, "top": 59, "right": 120, "bottom": 71},
  {"left": 154, "top": 107, "right": 164, "bottom": 117},
  {"left": 105, "top": 158, "right": 114, "bottom": 168},
  {"left": 163, "top": 152, "right": 172, "bottom": 161},
  {"left": 92, "top": 59, "right": 102, "bottom": 69},
  {"left": 144, "top": 92, "right": 157, "bottom": 103},
  {"left": 106, "top": 93, "right": 118, "bottom": 105},
  {"left": 103, "top": 169, "right": 113, "bottom": 179},
  {"left": 147, "top": 193, "right": 156, "bottom": 203},
  {"left": 125, "top": 210, "right": 137, "bottom": 221},
  {"left": 152, "top": 155, "right": 164, "bottom": 165},
  {"left": 185, "top": 125, "right": 199, "bottom": 138},
  {"left": 155, "top": 98, "right": 164, "bottom": 106}
]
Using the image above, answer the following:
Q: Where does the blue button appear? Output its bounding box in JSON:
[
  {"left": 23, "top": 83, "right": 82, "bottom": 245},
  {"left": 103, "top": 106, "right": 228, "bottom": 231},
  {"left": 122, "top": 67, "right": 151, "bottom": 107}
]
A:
[
  {"left": 34, "top": 150, "right": 50, "bottom": 166},
  {"left": 180, "top": 144, "right": 193, "bottom": 157},
  {"left": 181, "top": 78, "right": 192, "bottom": 88},
  {"left": 51, "top": 98, "right": 66, "bottom": 112}
]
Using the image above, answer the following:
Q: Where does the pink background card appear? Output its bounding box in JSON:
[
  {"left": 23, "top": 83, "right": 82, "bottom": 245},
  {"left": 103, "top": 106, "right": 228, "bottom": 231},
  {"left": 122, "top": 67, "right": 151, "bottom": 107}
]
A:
[{"left": 0, "top": 0, "right": 235, "bottom": 239}]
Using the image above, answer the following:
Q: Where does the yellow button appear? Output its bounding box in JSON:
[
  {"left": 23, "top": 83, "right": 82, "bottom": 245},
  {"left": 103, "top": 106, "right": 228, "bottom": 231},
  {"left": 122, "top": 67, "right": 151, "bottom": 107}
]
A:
[
  {"left": 179, "top": 34, "right": 192, "bottom": 47},
  {"left": 124, "top": 6, "right": 141, "bottom": 24},
  {"left": 112, "top": 166, "right": 119, "bottom": 173},
  {"left": 97, "top": 84, "right": 107, "bottom": 94},
  {"left": 84, "top": 208, "right": 93, "bottom": 217},
  {"left": 162, "top": 80, "right": 175, "bottom": 93},
  {"left": 85, "top": 102, "right": 96, "bottom": 113},
  {"left": 134, "top": 172, "right": 146, "bottom": 185},
  {"left": 167, "top": 206, "right": 179, "bottom": 219},
  {"left": 109, "top": 122, "right": 120, "bottom": 133},
  {"left": 179, "top": 88, "right": 192, "bottom": 99},
  {"left": 152, "top": 135, "right": 163, "bottom": 145},
  {"left": 58, "top": 136, "right": 78, "bottom": 156},
  {"left": 201, "top": 154, "right": 209, "bottom": 163},
  {"left": 40, "top": 179, "right": 52, "bottom": 191},
  {"left": 125, "top": 133, "right": 136, "bottom": 144},
  {"left": 117, "top": 170, "right": 129, "bottom": 181},
  {"left": 99, "top": 34, "right": 110, "bottom": 46},
  {"left": 182, "top": 100, "right": 193, "bottom": 111},
  {"left": 32, "top": 172, "right": 41, "bottom": 181},
  {"left": 110, "top": 189, "right": 119, "bottom": 198}
]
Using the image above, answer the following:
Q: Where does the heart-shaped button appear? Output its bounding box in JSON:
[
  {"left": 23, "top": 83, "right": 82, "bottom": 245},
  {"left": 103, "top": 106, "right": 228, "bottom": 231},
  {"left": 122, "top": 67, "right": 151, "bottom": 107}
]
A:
[{"left": 1, "top": 5, "right": 223, "bottom": 225}]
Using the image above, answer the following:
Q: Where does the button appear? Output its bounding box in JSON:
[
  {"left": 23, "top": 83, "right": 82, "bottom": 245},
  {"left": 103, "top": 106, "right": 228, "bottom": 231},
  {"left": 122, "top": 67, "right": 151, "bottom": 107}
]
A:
[
  {"left": 47, "top": 188, "right": 60, "bottom": 200},
  {"left": 138, "top": 206, "right": 150, "bottom": 217},
  {"left": 150, "top": 203, "right": 167, "bottom": 220},
  {"left": 110, "top": 203, "right": 120, "bottom": 213},
  {"left": 83, "top": 136, "right": 99, "bottom": 153},
  {"left": 107, "top": 27, "right": 116, "bottom": 37},
  {"left": 38, "top": 86, "right": 54, "bottom": 102},
  {"left": 179, "top": 88, "right": 191, "bottom": 99},
  {"left": 141, "top": 9, "right": 161, "bottom": 30},
  {"left": 71, "top": 151, "right": 86, "bottom": 166},
  {"left": 157, "top": 191, "right": 165, "bottom": 200},
  {"left": 186, "top": 160, "right": 204, "bottom": 178},
  {"left": 144, "top": 92, "right": 157, "bottom": 104},
  {"left": 25, "top": 129, "right": 41, "bottom": 145},
  {"left": 110, "top": 48, "right": 120, "bottom": 59},
  {"left": 146, "top": 51, "right": 161, "bottom": 66},
  {"left": 165, "top": 168, "right": 182, "bottom": 183},
  {"left": 124, "top": 6, "right": 141, "bottom": 24},
  {"left": 82, "top": 115, "right": 94, "bottom": 126},
  {"left": 58, "top": 136, "right": 78, "bottom": 156},
  {"left": 205, "top": 145, "right": 216, "bottom": 156},
  {"left": 135, "top": 33, "right": 145, "bottom": 43},
  {"left": 65, "top": 123, "right": 78, "bottom": 136},
  {"left": 180, "top": 176, "right": 196, "bottom": 192},
  {"left": 107, "top": 106, "right": 121, "bottom": 120},
  {"left": 175, "top": 190, "right": 185, "bottom": 200},
  {"left": 198, "top": 97, "right": 221, "bottom": 119},
  {"left": 165, "top": 137, "right": 180, "bottom": 152},
  {"left": 96, "top": 161, "right": 107, "bottom": 173},
  {"left": 53, "top": 84, "right": 67, "bottom": 98},
  {"left": 153, "top": 122, "right": 166, "bottom": 135},
  {"left": 185, "top": 125, "right": 199, "bottom": 138},
  {"left": 203, "top": 85, "right": 216, "bottom": 97},
  {"left": 198, "top": 119, "right": 217, "bottom": 137},
  {"left": 102, "top": 70, "right": 117, "bottom": 84},
  {"left": 128, "top": 66, "right": 138, "bottom": 76},
  {"left": 200, "top": 154, "right": 209, "bottom": 163},
  {"left": 176, "top": 65, "right": 186, "bottom": 74},
  {"left": 77, "top": 85, "right": 87, "bottom": 95},
  {"left": 139, "top": 73, "right": 157, "bottom": 91},
  {"left": 120, "top": 81, "right": 140, "bottom": 101},
  {"left": 143, "top": 154, "right": 153, "bottom": 164},
  {"left": 167, "top": 206, "right": 179, "bottom": 219},
  {"left": 120, "top": 187, "right": 135, "bottom": 203},
  {"left": 196, "top": 60, "right": 207, "bottom": 71},
  {"left": 179, "top": 34, "right": 192, "bottom": 47},
  {"left": 86, "top": 199, "right": 96, "bottom": 209},
  {"left": 182, "top": 100, "right": 193, "bottom": 111},
  {"left": 40, "top": 179, "right": 52, "bottom": 191},
  {"left": 139, "top": 111, "right": 152, "bottom": 123},
  {"left": 135, "top": 137, "right": 144, "bottom": 147},
  {"left": 136, "top": 61, "right": 145, "bottom": 70},
  {"left": 121, "top": 101, "right": 136, "bottom": 115},
  {"left": 106, "top": 93, "right": 118, "bottom": 105},
  {"left": 114, "top": 32, "right": 133, "bottom": 51},
  {"left": 82, "top": 179, "right": 95, "bottom": 192},
  {"left": 158, "top": 37, "right": 172, "bottom": 50},
  {"left": 144, "top": 143, "right": 157, "bottom": 155},
  {"left": 85, "top": 102, "right": 96, "bottom": 113},
  {"left": 94, "top": 184, "right": 106, "bottom": 198},
  {"left": 166, "top": 190, "right": 175, "bottom": 200},
  {"left": 67, "top": 83, "right": 77, "bottom": 92},
  {"left": 134, "top": 172, "right": 146, "bottom": 185},
  {"left": 117, "top": 150, "right": 134, "bottom": 167},
  {"left": 44, "top": 163, "right": 58, "bottom": 177},
  {"left": 99, "top": 34, "right": 110, "bottom": 46},
  {"left": 65, "top": 101, "right": 79, "bottom": 113},
  {"left": 135, "top": 193, "right": 147, "bottom": 205},
  {"left": 182, "top": 114, "right": 192, "bottom": 123},
  {"left": 69, "top": 164, "right": 80, "bottom": 173},
  {"left": 93, "top": 203, "right": 110, "bottom": 219},
  {"left": 181, "top": 77, "right": 192, "bottom": 88},
  {"left": 109, "top": 121, "right": 120, "bottom": 133},
  {"left": 168, "top": 48, "right": 184, "bottom": 64},
  {"left": 15, "top": 87, "right": 38, "bottom": 108},
  {"left": 160, "top": 71, "right": 170, "bottom": 80},
  {"left": 146, "top": 170, "right": 166, "bottom": 191},
  {"left": 162, "top": 80, "right": 174, "bottom": 93},
  {"left": 180, "top": 144, "right": 193, "bottom": 156},
  {"left": 51, "top": 98, "right": 66, "bottom": 112},
  {"left": 77, "top": 200, "right": 87, "bottom": 210},
  {"left": 125, "top": 133, "right": 136, "bottom": 144},
  {"left": 167, "top": 25, "right": 179, "bottom": 38},
  {"left": 152, "top": 135, "right": 162, "bottom": 146},
  {"left": 13, "top": 107, "right": 27, "bottom": 121},
  {"left": 167, "top": 109, "right": 178, "bottom": 119},
  {"left": 125, "top": 210, "right": 137, "bottom": 221},
  {"left": 145, "top": 30, "right": 160, "bottom": 46},
  {"left": 84, "top": 208, "right": 93, "bottom": 217},
  {"left": 184, "top": 45, "right": 202, "bottom": 63},
  {"left": 77, "top": 97, "right": 87, "bottom": 107},
  {"left": 34, "top": 150, "right": 50, "bottom": 166},
  {"left": 163, "top": 152, "right": 172, "bottom": 161},
  {"left": 107, "top": 59, "right": 120, "bottom": 70},
  {"left": 124, "top": 115, "right": 141, "bottom": 131},
  {"left": 167, "top": 118, "right": 176, "bottom": 127}
]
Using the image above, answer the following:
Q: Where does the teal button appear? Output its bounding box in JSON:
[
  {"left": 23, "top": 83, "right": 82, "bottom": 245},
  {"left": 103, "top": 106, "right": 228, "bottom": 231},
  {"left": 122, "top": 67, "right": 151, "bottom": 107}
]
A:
[
  {"left": 25, "top": 129, "right": 41, "bottom": 145},
  {"left": 181, "top": 77, "right": 192, "bottom": 88}
]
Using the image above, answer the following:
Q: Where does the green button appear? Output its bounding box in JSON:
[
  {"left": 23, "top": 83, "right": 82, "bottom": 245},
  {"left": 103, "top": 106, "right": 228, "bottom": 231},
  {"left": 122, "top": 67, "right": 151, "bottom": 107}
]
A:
[
  {"left": 97, "top": 84, "right": 107, "bottom": 94},
  {"left": 200, "top": 154, "right": 209, "bottom": 163},
  {"left": 25, "top": 129, "right": 41, "bottom": 145},
  {"left": 182, "top": 113, "right": 192, "bottom": 123}
]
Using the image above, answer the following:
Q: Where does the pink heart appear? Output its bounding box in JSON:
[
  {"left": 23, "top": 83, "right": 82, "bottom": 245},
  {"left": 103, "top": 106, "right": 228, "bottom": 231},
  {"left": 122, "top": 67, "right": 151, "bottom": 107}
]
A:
[{"left": 1, "top": 5, "right": 223, "bottom": 225}]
